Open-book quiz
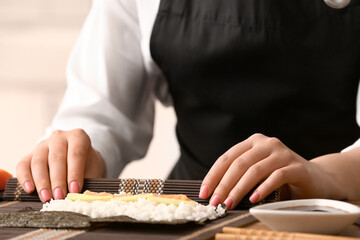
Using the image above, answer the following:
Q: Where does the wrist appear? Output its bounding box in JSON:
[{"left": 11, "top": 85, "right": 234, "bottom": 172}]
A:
[{"left": 310, "top": 153, "right": 349, "bottom": 200}]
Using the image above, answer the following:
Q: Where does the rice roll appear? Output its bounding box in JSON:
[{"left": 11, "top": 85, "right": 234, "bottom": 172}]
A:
[{"left": 41, "top": 191, "right": 226, "bottom": 223}]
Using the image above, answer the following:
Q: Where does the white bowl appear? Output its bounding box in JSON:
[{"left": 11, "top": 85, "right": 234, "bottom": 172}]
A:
[{"left": 249, "top": 199, "right": 360, "bottom": 234}]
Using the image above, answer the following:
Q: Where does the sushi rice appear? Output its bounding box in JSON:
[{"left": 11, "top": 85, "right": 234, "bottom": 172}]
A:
[{"left": 41, "top": 196, "right": 227, "bottom": 223}]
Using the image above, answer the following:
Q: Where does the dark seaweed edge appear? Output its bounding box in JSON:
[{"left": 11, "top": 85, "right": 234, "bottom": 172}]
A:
[{"left": 0, "top": 204, "right": 228, "bottom": 229}]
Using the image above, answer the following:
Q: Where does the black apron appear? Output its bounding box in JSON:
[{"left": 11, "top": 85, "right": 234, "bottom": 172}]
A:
[{"left": 150, "top": 0, "right": 360, "bottom": 180}]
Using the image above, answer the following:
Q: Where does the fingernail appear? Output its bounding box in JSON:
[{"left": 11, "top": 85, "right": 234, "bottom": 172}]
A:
[
  {"left": 53, "top": 188, "right": 64, "bottom": 200},
  {"left": 209, "top": 194, "right": 220, "bottom": 206},
  {"left": 199, "top": 185, "right": 209, "bottom": 199},
  {"left": 69, "top": 181, "right": 79, "bottom": 193},
  {"left": 24, "top": 181, "right": 33, "bottom": 193},
  {"left": 249, "top": 191, "right": 260, "bottom": 203},
  {"left": 224, "top": 197, "right": 233, "bottom": 209},
  {"left": 40, "top": 189, "right": 51, "bottom": 202}
]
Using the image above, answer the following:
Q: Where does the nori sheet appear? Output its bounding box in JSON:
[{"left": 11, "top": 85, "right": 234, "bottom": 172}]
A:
[
  {"left": 0, "top": 207, "right": 91, "bottom": 228},
  {"left": 0, "top": 204, "right": 227, "bottom": 229}
]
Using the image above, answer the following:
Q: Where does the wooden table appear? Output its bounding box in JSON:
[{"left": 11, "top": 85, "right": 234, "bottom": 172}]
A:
[
  {"left": 245, "top": 220, "right": 360, "bottom": 238},
  {"left": 217, "top": 201, "right": 360, "bottom": 240},
  {"left": 0, "top": 201, "right": 359, "bottom": 240}
]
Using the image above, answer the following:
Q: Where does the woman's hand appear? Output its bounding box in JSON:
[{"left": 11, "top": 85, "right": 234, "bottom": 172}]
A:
[
  {"left": 16, "top": 129, "right": 106, "bottom": 202},
  {"left": 199, "top": 133, "right": 338, "bottom": 209}
]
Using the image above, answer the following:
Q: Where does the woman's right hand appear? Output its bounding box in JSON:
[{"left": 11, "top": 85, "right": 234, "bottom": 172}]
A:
[{"left": 16, "top": 129, "right": 106, "bottom": 202}]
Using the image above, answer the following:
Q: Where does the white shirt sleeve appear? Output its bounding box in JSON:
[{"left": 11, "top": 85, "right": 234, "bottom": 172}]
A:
[
  {"left": 342, "top": 81, "right": 360, "bottom": 152},
  {"left": 45, "top": 0, "right": 156, "bottom": 178}
]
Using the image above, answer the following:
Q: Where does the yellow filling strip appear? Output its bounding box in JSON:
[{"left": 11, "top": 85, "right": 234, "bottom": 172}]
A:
[{"left": 66, "top": 191, "right": 196, "bottom": 206}]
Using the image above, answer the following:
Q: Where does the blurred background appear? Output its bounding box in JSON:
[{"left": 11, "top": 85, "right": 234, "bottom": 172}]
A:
[{"left": 0, "top": 0, "right": 179, "bottom": 179}]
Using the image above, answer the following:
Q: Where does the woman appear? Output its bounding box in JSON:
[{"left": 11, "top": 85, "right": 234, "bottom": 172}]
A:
[{"left": 16, "top": 0, "right": 360, "bottom": 209}]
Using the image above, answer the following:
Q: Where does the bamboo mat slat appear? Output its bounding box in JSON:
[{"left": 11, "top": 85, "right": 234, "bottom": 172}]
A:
[{"left": 3, "top": 178, "right": 280, "bottom": 209}]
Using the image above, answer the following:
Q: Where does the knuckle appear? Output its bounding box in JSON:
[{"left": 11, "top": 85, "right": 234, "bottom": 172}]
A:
[
  {"left": 250, "top": 133, "right": 265, "bottom": 140},
  {"left": 267, "top": 137, "right": 282, "bottom": 147},
  {"left": 71, "top": 128, "right": 88, "bottom": 138},
  {"left": 274, "top": 168, "right": 288, "bottom": 180},
  {"left": 248, "top": 164, "right": 263, "bottom": 176},
  {"left": 48, "top": 152, "right": 64, "bottom": 164},
  {"left": 232, "top": 157, "right": 247, "bottom": 169},
  {"left": 270, "top": 152, "right": 283, "bottom": 163},
  {"left": 280, "top": 149, "right": 293, "bottom": 160},
  {"left": 294, "top": 163, "right": 307, "bottom": 174},
  {"left": 71, "top": 129, "right": 91, "bottom": 144},
  {"left": 69, "top": 149, "right": 86, "bottom": 159},
  {"left": 51, "top": 130, "right": 64, "bottom": 138},
  {"left": 271, "top": 148, "right": 295, "bottom": 164}
]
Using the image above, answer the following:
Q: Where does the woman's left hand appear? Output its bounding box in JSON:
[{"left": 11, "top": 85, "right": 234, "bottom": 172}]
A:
[{"left": 199, "top": 133, "right": 332, "bottom": 209}]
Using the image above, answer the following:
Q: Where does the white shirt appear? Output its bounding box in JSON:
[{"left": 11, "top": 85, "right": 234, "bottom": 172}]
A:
[{"left": 46, "top": 0, "right": 360, "bottom": 178}]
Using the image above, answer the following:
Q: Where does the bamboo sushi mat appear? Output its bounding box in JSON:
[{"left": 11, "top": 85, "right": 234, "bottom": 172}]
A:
[
  {"left": 0, "top": 201, "right": 257, "bottom": 240},
  {"left": 3, "top": 178, "right": 280, "bottom": 209},
  {"left": 1, "top": 202, "right": 359, "bottom": 240},
  {"left": 0, "top": 177, "right": 279, "bottom": 239}
]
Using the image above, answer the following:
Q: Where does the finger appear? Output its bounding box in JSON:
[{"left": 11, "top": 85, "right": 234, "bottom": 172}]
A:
[
  {"left": 67, "top": 129, "right": 91, "bottom": 193},
  {"left": 200, "top": 134, "right": 269, "bottom": 199},
  {"left": 211, "top": 144, "right": 272, "bottom": 207},
  {"left": 250, "top": 165, "right": 300, "bottom": 203},
  {"left": 84, "top": 149, "right": 104, "bottom": 178},
  {"left": 48, "top": 135, "right": 68, "bottom": 200},
  {"left": 16, "top": 153, "right": 35, "bottom": 193},
  {"left": 31, "top": 143, "right": 52, "bottom": 202},
  {"left": 200, "top": 139, "right": 253, "bottom": 199},
  {"left": 227, "top": 154, "right": 288, "bottom": 209}
]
